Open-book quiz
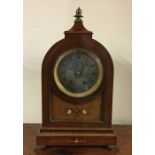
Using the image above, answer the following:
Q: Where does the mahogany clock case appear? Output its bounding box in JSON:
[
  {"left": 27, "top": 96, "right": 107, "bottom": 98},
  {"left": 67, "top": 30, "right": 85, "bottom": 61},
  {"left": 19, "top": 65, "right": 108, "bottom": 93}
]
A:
[{"left": 36, "top": 8, "right": 117, "bottom": 147}]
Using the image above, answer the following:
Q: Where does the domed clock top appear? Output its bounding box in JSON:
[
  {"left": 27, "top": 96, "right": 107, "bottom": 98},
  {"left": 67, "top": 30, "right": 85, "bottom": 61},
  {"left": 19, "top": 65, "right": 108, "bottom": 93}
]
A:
[
  {"left": 53, "top": 8, "right": 104, "bottom": 98},
  {"left": 65, "top": 8, "right": 92, "bottom": 35}
]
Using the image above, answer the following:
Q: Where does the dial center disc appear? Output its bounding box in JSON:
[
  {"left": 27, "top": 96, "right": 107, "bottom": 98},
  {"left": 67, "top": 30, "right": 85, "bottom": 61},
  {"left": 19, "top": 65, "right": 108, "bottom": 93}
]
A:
[{"left": 75, "top": 71, "right": 81, "bottom": 76}]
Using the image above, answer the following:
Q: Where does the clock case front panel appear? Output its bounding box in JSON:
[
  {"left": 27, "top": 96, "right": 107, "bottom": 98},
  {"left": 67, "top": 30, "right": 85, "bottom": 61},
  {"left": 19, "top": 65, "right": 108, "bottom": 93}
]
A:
[
  {"left": 36, "top": 13, "right": 116, "bottom": 147},
  {"left": 51, "top": 95, "right": 102, "bottom": 122}
]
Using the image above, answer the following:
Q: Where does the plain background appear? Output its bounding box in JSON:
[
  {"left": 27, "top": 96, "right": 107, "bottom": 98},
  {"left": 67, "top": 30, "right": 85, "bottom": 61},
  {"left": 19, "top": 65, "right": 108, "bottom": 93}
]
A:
[{"left": 23, "top": 0, "right": 132, "bottom": 124}]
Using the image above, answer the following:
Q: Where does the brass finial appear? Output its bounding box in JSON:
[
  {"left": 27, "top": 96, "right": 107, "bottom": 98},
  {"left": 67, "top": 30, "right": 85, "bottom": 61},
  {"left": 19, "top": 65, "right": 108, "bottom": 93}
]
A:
[{"left": 74, "top": 7, "right": 83, "bottom": 21}]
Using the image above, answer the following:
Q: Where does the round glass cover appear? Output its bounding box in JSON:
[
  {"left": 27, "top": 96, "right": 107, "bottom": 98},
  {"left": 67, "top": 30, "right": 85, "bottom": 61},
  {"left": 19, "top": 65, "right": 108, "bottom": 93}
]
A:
[{"left": 54, "top": 48, "right": 103, "bottom": 98}]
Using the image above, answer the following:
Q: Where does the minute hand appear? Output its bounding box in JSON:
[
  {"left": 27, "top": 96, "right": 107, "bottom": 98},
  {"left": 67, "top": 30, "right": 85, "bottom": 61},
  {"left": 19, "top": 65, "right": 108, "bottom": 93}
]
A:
[{"left": 80, "top": 62, "right": 85, "bottom": 72}]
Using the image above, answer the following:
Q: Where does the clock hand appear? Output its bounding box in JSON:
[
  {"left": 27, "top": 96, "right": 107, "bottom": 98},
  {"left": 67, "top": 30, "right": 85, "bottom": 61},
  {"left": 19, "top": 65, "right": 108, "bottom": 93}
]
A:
[{"left": 85, "top": 82, "right": 88, "bottom": 90}]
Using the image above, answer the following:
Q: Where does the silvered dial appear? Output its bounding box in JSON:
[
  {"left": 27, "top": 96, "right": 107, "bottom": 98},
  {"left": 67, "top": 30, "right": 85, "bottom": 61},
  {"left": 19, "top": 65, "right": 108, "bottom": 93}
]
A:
[{"left": 54, "top": 48, "right": 103, "bottom": 98}]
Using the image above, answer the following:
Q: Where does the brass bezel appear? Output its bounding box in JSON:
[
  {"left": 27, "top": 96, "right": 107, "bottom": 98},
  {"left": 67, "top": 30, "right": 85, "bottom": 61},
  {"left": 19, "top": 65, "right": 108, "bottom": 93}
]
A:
[{"left": 54, "top": 48, "right": 103, "bottom": 98}]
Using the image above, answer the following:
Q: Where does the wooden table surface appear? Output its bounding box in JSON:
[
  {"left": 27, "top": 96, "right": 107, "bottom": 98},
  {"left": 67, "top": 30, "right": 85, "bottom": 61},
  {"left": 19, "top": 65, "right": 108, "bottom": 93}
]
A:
[{"left": 23, "top": 124, "right": 131, "bottom": 155}]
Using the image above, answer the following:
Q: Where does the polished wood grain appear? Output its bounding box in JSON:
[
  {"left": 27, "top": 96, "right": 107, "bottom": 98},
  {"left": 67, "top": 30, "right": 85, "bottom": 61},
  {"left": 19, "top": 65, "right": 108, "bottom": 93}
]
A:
[{"left": 24, "top": 124, "right": 131, "bottom": 155}]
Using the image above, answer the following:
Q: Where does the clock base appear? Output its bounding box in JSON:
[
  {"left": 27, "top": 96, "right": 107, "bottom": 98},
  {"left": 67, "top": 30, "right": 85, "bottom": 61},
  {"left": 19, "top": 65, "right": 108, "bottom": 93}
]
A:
[
  {"left": 36, "top": 128, "right": 117, "bottom": 147},
  {"left": 34, "top": 145, "right": 119, "bottom": 152}
]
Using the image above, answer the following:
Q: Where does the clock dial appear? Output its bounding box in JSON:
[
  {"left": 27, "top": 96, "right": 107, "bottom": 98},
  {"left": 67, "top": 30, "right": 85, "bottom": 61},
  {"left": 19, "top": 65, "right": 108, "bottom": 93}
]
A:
[{"left": 54, "top": 48, "right": 103, "bottom": 98}]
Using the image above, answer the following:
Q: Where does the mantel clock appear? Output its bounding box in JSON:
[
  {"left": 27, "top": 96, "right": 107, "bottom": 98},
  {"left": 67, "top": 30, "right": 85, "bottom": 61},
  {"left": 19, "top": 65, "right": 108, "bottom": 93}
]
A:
[{"left": 36, "top": 8, "right": 117, "bottom": 148}]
